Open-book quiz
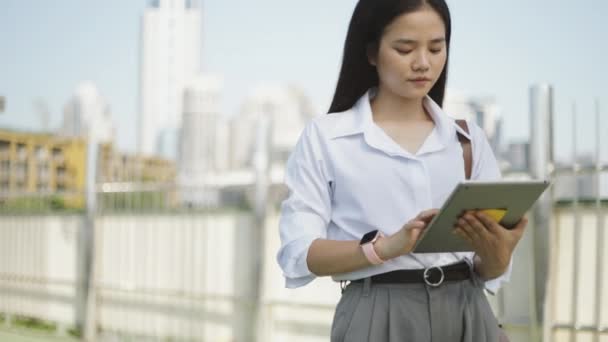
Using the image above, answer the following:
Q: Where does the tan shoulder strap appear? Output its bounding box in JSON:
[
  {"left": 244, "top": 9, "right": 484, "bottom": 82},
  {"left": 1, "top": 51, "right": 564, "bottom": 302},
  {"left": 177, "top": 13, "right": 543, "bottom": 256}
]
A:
[{"left": 455, "top": 120, "right": 472, "bottom": 180}]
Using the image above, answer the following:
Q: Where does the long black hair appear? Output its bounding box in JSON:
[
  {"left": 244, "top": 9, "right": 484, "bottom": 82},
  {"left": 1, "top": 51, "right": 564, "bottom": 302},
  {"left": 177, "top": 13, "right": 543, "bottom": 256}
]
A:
[{"left": 328, "top": 0, "right": 451, "bottom": 114}]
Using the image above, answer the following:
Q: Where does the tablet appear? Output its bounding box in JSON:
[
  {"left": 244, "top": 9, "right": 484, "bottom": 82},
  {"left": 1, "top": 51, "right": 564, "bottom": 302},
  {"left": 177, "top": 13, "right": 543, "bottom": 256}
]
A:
[{"left": 413, "top": 180, "right": 551, "bottom": 253}]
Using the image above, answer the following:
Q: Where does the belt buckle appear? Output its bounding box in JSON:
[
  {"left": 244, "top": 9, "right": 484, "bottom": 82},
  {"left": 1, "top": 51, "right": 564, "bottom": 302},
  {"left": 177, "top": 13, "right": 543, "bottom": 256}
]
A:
[{"left": 424, "top": 265, "right": 445, "bottom": 287}]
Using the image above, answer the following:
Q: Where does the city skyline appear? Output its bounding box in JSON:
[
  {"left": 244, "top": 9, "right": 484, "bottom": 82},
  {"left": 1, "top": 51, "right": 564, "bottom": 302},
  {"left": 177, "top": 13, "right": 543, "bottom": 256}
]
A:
[{"left": 0, "top": 0, "right": 607, "bottom": 163}]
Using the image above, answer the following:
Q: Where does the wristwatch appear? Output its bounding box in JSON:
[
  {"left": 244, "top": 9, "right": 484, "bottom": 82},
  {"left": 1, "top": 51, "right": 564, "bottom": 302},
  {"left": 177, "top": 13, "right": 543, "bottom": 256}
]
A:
[{"left": 360, "top": 230, "right": 385, "bottom": 265}]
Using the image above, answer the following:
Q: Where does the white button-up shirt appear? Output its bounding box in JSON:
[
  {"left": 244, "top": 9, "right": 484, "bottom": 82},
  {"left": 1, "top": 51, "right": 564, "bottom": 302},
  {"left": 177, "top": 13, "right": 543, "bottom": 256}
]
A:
[{"left": 276, "top": 89, "right": 512, "bottom": 294}]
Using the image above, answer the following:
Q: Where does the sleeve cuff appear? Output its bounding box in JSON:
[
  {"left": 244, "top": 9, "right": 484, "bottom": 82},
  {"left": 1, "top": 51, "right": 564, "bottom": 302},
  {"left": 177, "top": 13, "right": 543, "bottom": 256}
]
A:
[
  {"left": 285, "top": 274, "right": 316, "bottom": 289},
  {"left": 277, "top": 210, "right": 327, "bottom": 288}
]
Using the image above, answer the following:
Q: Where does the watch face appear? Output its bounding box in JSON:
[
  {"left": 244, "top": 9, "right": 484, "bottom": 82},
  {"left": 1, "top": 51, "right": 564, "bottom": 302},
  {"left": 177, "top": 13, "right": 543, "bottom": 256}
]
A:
[{"left": 360, "top": 230, "right": 379, "bottom": 245}]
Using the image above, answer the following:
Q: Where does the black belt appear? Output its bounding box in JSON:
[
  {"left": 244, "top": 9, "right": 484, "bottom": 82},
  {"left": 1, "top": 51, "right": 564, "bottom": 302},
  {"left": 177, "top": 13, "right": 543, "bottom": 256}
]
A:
[{"left": 351, "top": 261, "right": 471, "bottom": 287}]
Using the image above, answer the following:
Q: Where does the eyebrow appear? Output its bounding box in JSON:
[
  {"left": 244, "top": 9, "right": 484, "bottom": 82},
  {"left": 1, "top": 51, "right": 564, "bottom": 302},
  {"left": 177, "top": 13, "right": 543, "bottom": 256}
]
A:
[{"left": 393, "top": 38, "right": 446, "bottom": 44}]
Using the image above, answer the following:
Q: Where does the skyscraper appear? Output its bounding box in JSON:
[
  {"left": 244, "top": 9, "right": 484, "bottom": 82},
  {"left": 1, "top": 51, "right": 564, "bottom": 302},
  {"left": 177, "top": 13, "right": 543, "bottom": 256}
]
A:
[
  {"left": 61, "top": 82, "right": 115, "bottom": 144},
  {"left": 178, "top": 74, "right": 222, "bottom": 184},
  {"left": 138, "top": 0, "right": 202, "bottom": 158},
  {"left": 177, "top": 74, "right": 223, "bottom": 206}
]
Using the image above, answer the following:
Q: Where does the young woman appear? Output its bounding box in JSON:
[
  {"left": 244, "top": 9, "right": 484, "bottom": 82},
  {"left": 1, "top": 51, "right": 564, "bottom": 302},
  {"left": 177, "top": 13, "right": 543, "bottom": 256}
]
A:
[{"left": 277, "top": 0, "right": 527, "bottom": 340}]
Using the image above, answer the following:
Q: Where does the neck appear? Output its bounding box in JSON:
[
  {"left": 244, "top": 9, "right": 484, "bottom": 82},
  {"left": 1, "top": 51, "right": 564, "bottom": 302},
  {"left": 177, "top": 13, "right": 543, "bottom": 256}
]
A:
[{"left": 370, "top": 87, "right": 430, "bottom": 123}]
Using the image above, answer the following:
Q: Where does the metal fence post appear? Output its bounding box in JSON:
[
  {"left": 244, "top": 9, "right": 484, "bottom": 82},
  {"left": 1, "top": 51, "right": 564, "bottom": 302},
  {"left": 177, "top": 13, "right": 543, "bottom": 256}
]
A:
[
  {"left": 569, "top": 104, "right": 581, "bottom": 342},
  {"left": 76, "top": 136, "right": 98, "bottom": 341},
  {"left": 592, "top": 99, "right": 604, "bottom": 342},
  {"left": 529, "top": 84, "right": 554, "bottom": 342},
  {"left": 250, "top": 114, "right": 272, "bottom": 342}
]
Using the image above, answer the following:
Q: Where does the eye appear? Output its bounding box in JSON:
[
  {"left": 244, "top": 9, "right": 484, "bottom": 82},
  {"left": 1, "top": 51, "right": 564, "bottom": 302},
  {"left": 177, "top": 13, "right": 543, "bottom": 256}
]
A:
[
  {"left": 395, "top": 49, "right": 412, "bottom": 55},
  {"left": 430, "top": 48, "right": 443, "bottom": 54}
]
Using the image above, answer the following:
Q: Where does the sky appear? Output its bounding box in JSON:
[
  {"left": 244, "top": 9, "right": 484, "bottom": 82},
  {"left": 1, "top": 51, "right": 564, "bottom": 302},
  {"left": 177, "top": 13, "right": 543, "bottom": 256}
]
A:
[{"left": 0, "top": 0, "right": 606, "bottom": 162}]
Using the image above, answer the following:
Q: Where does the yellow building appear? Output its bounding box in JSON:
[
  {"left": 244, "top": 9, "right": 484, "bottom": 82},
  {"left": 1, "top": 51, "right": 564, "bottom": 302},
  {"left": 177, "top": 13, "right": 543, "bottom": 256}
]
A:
[
  {"left": 0, "top": 129, "right": 87, "bottom": 208},
  {"left": 99, "top": 143, "right": 175, "bottom": 183},
  {"left": 0, "top": 129, "right": 175, "bottom": 210}
]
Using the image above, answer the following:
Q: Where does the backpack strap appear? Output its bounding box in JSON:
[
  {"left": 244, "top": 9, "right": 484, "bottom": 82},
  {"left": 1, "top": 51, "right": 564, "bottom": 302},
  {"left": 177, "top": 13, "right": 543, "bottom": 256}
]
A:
[{"left": 455, "top": 120, "right": 472, "bottom": 180}]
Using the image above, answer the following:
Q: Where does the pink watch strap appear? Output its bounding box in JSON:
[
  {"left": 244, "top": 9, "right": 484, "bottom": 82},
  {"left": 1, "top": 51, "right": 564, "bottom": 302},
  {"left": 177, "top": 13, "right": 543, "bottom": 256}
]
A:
[{"left": 362, "top": 232, "right": 385, "bottom": 265}]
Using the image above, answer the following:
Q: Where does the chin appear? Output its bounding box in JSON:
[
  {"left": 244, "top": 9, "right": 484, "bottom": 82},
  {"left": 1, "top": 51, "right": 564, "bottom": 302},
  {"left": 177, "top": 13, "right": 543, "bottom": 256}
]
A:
[
  {"left": 396, "top": 89, "right": 429, "bottom": 101},
  {"left": 382, "top": 84, "right": 430, "bottom": 101}
]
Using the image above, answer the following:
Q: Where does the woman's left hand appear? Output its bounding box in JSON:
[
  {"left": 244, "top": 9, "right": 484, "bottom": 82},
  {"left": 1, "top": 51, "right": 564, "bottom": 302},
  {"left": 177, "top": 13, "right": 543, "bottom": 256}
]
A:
[{"left": 453, "top": 211, "right": 528, "bottom": 280}]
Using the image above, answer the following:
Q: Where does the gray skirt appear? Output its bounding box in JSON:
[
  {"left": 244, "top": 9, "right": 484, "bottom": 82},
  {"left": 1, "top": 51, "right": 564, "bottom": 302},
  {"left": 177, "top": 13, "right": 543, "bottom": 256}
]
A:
[{"left": 330, "top": 271, "right": 500, "bottom": 342}]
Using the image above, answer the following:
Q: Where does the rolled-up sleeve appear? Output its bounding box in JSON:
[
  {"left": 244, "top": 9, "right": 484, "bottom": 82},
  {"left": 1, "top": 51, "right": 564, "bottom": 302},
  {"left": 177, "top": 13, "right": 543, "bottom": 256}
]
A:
[
  {"left": 470, "top": 121, "right": 513, "bottom": 295},
  {"left": 276, "top": 121, "right": 332, "bottom": 288}
]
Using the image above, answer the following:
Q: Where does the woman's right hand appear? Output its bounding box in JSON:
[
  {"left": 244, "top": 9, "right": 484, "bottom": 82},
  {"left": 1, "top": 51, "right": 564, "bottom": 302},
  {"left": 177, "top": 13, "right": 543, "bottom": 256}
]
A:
[{"left": 376, "top": 209, "right": 439, "bottom": 261}]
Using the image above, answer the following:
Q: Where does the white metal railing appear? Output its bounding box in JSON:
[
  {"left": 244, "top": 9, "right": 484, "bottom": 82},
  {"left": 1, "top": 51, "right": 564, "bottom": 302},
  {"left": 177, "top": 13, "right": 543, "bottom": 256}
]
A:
[{"left": 0, "top": 181, "right": 606, "bottom": 341}]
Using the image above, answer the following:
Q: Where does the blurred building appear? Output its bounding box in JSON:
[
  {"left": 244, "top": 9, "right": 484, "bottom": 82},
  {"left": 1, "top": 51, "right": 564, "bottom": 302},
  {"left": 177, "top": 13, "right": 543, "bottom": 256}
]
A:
[
  {"left": 444, "top": 91, "right": 503, "bottom": 154},
  {"left": 215, "top": 116, "right": 231, "bottom": 172},
  {"left": 0, "top": 128, "right": 86, "bottom": 207},
  {"left": 552, "top": 156, "right": 608, "bottom": 201},
  {"left": 231, "top": 84, "right": 315, "bottom": 169},
  {"left": 138, "top": 0, "right": 202, "bottom": 159},
  {"left": 0, "top": 128, "right": 176, "bottom": 209},
  {"left": 0, "top": 96, "right": 5, "bottom": 113},
  {"left": 504, "top": 142, "right": 530, "bottom": 172},
  {"left": 61, "top": 82, "right": 115, "bottom": 144},
  {"left": 178, "top": 75, "right": 222, "bottom": 184},
  {"left": 99, "top": 143, "right": 175, "bottom": 183},
  {"left": 553, "top": 171, "right": 608, "bottom": 201}
]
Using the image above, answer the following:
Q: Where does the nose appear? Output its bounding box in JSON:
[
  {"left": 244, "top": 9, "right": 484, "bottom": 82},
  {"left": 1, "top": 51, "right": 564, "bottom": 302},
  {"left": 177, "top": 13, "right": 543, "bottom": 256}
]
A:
[{"left": 412, "top": 51, "right": 430, "bottom": 72}]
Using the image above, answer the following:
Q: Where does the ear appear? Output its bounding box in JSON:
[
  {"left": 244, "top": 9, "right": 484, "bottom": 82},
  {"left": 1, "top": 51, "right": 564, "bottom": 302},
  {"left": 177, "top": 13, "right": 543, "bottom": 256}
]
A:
[{"left": 366, "top": 43, "right": 378, "bottom": 67}]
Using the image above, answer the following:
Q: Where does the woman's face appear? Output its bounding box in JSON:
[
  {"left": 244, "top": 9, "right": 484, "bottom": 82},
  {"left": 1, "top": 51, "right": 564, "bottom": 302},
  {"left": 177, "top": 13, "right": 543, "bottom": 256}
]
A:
[{"left": 370, "top": 6, "right": 447, "bottom": 100}]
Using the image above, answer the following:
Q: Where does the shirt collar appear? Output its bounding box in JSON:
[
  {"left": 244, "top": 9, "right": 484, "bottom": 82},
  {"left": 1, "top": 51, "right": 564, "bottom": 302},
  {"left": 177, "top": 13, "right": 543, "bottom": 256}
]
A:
[
  {"left": 328, "top": 88, "right": 471, "bottom": 143},
  {"left": 326, "top": 91, "right": 370, "bottom": 139}
]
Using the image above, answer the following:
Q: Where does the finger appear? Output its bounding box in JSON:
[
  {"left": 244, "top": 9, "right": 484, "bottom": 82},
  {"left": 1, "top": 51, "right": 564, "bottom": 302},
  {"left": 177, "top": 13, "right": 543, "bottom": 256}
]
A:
[
  {"left": 409, "top": 226, "right": 424, "bottom": 241},
  {"left": 472, "top": 215, "right": 495, "bottom": 241},
  {"left": 456, "top": 217, "right": 477, "bottom": 242},
  {"left": 462, "top": 210, "right": 476, "bottom": 217},
  {"left": 510, "top": 216, "right": 529, "bottom": 238},
  {"left": 465, "top": 213, "right": 494, "bottom": 240},
  {"left": 460, "top": 215, "right": 484, "bottom": 241},
  {"left": 417, "top": 209, "right": 440, "bottom": 222},
  {"left": 407, "top": 220, "right": 426, "bottom": 231},
  {"left": 457, "top": 210, "right": 476, "bottom": 221},
  {"left": 406, "top": 221, "right": 426, "bottom": 242},
  {"left": 475, "top": 211, "right": 503, "bottom": 235},
  {"left": 453, "top": 227, "right": 473, "bottom": 245}
]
